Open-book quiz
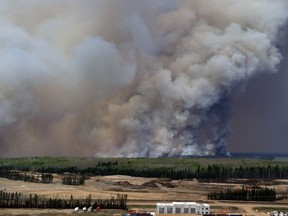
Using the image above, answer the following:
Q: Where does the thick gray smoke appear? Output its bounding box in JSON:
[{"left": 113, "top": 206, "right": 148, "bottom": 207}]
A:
[{"left": 0, "top": 0, "right": 287, "bottom": 157}]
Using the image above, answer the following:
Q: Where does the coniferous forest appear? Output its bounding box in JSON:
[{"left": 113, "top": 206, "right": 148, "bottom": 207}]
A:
[
  {"left": 208, "top": 187, "right": 277, "bottom": 201},
  {"left": 1, "top": 163, "right": 287, "bottom": 181},
  {"left": 0, "top": 190, "right": 127, "bottom": 209},
  {"left": 62, "top": 175, "right": 85, "bottom": 185},
  {"left": 0, "top": 168, "right": 53, "bottom": 183}
]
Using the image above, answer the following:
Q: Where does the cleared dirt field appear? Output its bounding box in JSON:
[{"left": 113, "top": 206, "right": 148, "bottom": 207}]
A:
[{"left": 1, "top": 175, "right": 288, "bottom": 215}]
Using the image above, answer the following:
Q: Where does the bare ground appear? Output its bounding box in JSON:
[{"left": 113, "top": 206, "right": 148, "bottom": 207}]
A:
[{"left": 0, "top": 175, "right": 288, "bottom": 215}]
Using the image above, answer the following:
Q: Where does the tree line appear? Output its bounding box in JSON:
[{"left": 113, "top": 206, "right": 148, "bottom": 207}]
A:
[
  {"left": 208, "top": 187, "right": 277, "bottom": 201},
  {"left": 62, "top": 175, "right": 85, "bottom": 185},
  {"left": 0, "top": 168, "right": 53, "bottom": 183},
  {"left": 75, "top": 164, "right": 288, "bottom": 180},
  {"left": 0, "top": 167, "right": 87, "bottom": 185},
  {"left": 2, "top": 163, "right": 288, "bottom": 181},
  {"left": 0, "top": 190, "right": 127, "bottom": 209}
]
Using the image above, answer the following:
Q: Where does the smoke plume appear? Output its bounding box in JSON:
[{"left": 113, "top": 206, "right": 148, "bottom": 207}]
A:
[{"left": 0, "top": 0, "right": 287, "bottom": 157}]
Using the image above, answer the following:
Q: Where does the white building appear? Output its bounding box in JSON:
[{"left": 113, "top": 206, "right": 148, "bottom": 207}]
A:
[{"left": 156, "top": 202, "right": 210, "bottom": 215}]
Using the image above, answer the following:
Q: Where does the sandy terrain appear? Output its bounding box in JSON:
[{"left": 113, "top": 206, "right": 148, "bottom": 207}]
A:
[{"left": 0, "top": 175, "right": 288, "bottom": 215}]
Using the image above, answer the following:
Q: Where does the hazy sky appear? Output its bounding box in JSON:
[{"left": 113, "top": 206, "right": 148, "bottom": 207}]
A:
[{"left": 229, "top": 43, "right": 288, "bottom": 153}]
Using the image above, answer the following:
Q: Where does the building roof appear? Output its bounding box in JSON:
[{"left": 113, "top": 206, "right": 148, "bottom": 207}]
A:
[
  {"left": 172, "top": 202, "right": 198, "bottom": 205},
  {"left": 156, "top": 203, "right": 174, "bottom": 206},
  {"left": 156, "top": 202, "right": 210, "bottom": 207}
]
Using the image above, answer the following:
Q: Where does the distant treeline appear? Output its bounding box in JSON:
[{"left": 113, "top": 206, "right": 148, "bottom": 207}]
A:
[
  {"left": 208, "top": 187, "right": 277, "bottom": 201},
  {"left": 0, "top": 167, "right": 88, "bottom": 185},
  {"left": 62, "top": 175, "right": 85, "bottom": 185},
  {"left": 1, "top": 163, "right": 288, "bottom": 180},
  {"left": 0, "top": 190, "right": 127, "bottom": 209},
  {"left": 39, "top": 164, "right": 288, "bottom": 180},
  {"left": 0, "top": 168, "right": 53, "bottom": 183}
]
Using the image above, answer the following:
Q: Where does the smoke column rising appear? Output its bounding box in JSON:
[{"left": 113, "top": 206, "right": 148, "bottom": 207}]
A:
[{"left": 0, "top": 0, "right": 287, "bottom": 157}]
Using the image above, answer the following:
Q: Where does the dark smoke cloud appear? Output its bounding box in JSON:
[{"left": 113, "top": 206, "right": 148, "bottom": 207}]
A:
[{"left": 0, "top": 0, "right": 287, "bottom": 157}]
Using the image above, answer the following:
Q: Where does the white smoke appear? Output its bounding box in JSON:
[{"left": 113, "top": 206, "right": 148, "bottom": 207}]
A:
[{"left": 0, "top": 0, "right": 287, "bottom": 157}]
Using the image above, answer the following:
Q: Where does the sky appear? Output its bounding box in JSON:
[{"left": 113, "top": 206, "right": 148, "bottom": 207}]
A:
[
  {"left": 0, "top": 0, "right": 287, "bottom": 157},
  {"left": 229, "top": 42, "right": 288, "bottom": 153}
]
